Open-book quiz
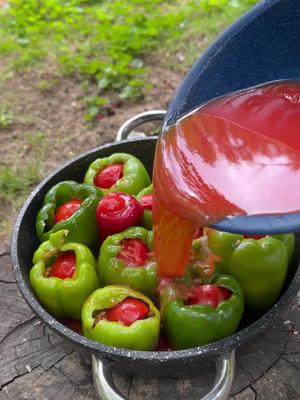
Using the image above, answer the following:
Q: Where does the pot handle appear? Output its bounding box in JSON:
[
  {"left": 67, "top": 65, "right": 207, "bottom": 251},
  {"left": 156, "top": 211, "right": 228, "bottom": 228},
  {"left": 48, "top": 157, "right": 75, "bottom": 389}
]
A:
[
  {"left": 92, "top": 350, "right": 235, "bottom": 400},
  {"left": 115, "top": 110, "right": 166, "bottom": 141}
]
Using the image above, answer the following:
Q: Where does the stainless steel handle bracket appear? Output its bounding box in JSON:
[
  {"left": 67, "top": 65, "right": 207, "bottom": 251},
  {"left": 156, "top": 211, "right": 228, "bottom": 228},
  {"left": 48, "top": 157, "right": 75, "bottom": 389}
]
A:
[
  {"left": 115, "top": 110, "right": 166, "bottom": 141},
  {"left": 92, "top": 350, "right": 235, "bottom": 400}
]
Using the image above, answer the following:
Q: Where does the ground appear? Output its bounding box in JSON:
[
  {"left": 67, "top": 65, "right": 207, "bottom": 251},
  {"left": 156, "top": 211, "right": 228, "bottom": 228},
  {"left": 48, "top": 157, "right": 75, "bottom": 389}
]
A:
[{"left": 0, "top": 57, "right": 182, "bottom": 245}]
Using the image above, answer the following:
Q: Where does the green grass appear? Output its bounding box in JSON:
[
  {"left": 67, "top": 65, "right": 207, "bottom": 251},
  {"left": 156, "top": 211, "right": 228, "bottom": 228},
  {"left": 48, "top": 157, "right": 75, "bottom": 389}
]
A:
[
  {"left": 0, "top": 0, "right": 184, "bottom": 102},
  {"left": 0, "top": 162, "right": 41, "bottom": 201},
  {"left": 0, "top": 132, "right": 48, "bottom": 199},
  {"left": 0, "top": 0, "right": 259, "bottom": 110},
  {"left": 0, "top": 160, "right": 43, "bottom": 236},
  {"left": 0, "top": 106, "right": 13, "bottom": 128},
  {"left": 162, "top": 0, "right": 259, "bottom": 70},
  {"left": 0, "top": 131, "right": 49, "bottom": 237}
]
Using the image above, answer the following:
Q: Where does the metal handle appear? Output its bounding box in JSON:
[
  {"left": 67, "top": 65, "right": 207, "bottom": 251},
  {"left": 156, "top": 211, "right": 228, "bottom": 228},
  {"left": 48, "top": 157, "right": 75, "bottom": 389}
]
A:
[
  {"left": 92, "top": 350, "right": 235, "bottom": 400},
  {"left": 115, "top": 110, "right": 166, "bottom": 141}
]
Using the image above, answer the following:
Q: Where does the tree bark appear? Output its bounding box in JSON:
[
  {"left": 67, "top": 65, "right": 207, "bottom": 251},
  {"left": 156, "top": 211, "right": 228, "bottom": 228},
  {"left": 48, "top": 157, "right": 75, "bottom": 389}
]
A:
[{"left": 1, "top": 246, "right": 299, "bottom": 400}]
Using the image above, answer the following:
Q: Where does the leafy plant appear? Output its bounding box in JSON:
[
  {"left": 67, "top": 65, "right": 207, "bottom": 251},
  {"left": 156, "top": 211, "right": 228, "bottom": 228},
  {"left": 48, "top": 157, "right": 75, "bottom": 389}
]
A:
[
  {"left": 83, "top": 95, "right": 108, "bottom": 121},
  {"left": 0, "top": 106, "right": 13, "bottom": 128}
]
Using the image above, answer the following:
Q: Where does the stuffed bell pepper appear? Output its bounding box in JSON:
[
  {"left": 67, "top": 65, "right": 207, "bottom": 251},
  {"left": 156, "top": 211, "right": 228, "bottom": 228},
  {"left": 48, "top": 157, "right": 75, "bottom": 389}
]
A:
[
  {"left": 36, "top": 181, "right": 102, "bottom": 248},
  {"left": 161, "top": 274, "right": 244, "bottom": 350},
  {"left": 82, "top": 285, "right": 160, "bottom": 350},
  {"left": 98, "top": 227, "right": 157, "bottom": 300},
  {"left": 96, "top": 192, "right": 144, "bottom": 242},
  {"left": 30, "top": 230, "right": 99, "bottom": 319},
  {"left": 84, "top": 152, "right": 151, "bottom": 195}
]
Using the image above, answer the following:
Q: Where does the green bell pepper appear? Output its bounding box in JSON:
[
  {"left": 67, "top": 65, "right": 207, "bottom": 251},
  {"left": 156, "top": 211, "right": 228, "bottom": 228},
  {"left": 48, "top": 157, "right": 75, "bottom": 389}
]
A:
[
  {"left": 207, "top": 229, "right": 291, "bottom": 311},
  {"left": 84, "top": 152, "right": 151, "bottom": 195},
  {"left": 82, "top": 285, "right": 160, "bottom": 350},
  {"left": 36, "top": 181, "right": 102, "bottom": 247},
  {"left": 98, "top": 227, "right": 157, "bottom": 300},
  {"left": 136, "top": 184, "right": 153, "bottom": 229},
  {"left": 30, "top": 230, "right": 100, "bottom": 319},
  {"left": 272, "top": 233, "right": 295, "bottom": 262},
  {"left": 161, "top": 275, "right": 244, "bottom": 349}
]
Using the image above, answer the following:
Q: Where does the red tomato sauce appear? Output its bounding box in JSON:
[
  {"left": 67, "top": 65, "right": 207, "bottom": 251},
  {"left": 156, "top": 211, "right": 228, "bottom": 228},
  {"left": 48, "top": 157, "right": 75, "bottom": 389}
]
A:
[{"left": 153, "top": 81, "right": 300, "bottom": 278}]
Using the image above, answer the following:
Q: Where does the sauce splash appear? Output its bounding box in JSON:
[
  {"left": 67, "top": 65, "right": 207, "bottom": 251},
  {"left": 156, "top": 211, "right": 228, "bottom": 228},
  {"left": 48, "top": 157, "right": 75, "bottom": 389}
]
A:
[{"left": 153, "top": 81, "right": 300, "bottom": 278}]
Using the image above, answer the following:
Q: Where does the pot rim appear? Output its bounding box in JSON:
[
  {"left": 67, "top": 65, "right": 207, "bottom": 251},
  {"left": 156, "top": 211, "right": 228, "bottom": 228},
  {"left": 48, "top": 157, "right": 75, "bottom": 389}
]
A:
[{"left": 11, "top": 137, "right": 300, "bottom": 362}]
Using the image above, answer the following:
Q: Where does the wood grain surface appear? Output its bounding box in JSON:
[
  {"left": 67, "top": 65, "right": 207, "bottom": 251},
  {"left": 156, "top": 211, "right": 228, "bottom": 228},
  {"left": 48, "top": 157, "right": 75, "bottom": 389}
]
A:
[{"left": 1, "top": 245, "right": 299, "bottom": 400}]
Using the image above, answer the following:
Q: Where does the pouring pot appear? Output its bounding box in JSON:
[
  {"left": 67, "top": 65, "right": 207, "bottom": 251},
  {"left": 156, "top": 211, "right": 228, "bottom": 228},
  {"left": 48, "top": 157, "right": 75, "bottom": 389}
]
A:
[
  {"left": 11, "top": 110, "right": 300, "bottom": 400},
  {"left": 165, "top": 0, "right": 300, "bottom": 235}
]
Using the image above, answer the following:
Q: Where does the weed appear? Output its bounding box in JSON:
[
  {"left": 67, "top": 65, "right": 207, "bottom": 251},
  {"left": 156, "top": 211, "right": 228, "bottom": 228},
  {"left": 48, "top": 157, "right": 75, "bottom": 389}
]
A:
[
  {"left": 37, "top": 79, "right": 58, "bottom": 93},
  {"left": 0, "top": 106, "right": 13, "bottom": 128},
  {"left": 0, "top": 131, "right": 49, "bottom": 238},
  {"left": 83, "top": 95, "right": 108, "bottom": 121},
  {"left": 0, "top": 161, "right": 43, "bottom": 238},
  {"left": 17, "top": 113, "right": 35, "bottom": 126},
  {"left": 0, "top": 131, "right": 48, "bottom": 200},
  {"left": 0, "top": 160, "right": 42, "bottom": 201},
  {"left": 25, "top": 131, "right": 48, "bottom": 152}
]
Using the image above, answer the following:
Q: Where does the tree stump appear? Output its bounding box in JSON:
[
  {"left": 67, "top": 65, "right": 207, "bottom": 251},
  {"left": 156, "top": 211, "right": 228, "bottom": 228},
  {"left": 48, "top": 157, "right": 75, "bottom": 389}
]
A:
[{"left": 1, "top": 245, "right": 299, "bottom": 400}]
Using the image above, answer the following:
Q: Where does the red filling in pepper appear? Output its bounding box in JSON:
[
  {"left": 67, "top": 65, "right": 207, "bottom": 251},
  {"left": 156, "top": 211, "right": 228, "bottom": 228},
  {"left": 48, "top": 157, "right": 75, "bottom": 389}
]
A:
[
  {"left": 140, "top": 194, "right": 153, "bottom": 210},
  {"left": 243, "top": 234, "right": 265, "bottom": 240},
  {"left": 106, "top": 297, "right": 150, "bottom": 326},
  {"left": 61, "top": 318, "right": 83, "bottom": 335},
  {"left": 187, "top": 284, "right": 232, "bottom": 308},
  {"left": 50, "top": 251, "right": 76, "bottom": 279},
  {"left": 96, "top": 192, "right": 143, "bottom": 240},
  {"left": 54, "top": 199, "right": 82, "bottom": 224},
  {"left": 117, "top": 238, "right": 149, "bottom": 266},
  {"left": 94, "top": 164, "right": 123, "bottom": 189}
]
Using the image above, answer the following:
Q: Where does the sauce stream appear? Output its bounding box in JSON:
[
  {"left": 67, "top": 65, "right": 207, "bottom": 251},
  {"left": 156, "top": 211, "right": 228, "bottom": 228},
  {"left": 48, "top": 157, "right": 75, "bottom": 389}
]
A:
[{"left": 153, "top": 81, "right": 300, "bottom": 278}]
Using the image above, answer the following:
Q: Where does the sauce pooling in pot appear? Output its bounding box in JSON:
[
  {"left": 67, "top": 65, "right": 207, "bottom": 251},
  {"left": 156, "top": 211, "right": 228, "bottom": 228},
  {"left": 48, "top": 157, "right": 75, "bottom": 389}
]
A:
[{"left": 153, "top": 81, "right": 300, "bottom": 278}]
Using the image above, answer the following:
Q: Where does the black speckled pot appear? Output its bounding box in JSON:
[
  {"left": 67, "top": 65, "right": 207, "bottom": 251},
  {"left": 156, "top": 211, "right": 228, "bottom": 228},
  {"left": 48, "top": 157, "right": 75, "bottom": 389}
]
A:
[{"left": 11, "top": 137, "right": 300, "bottom": 378}]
